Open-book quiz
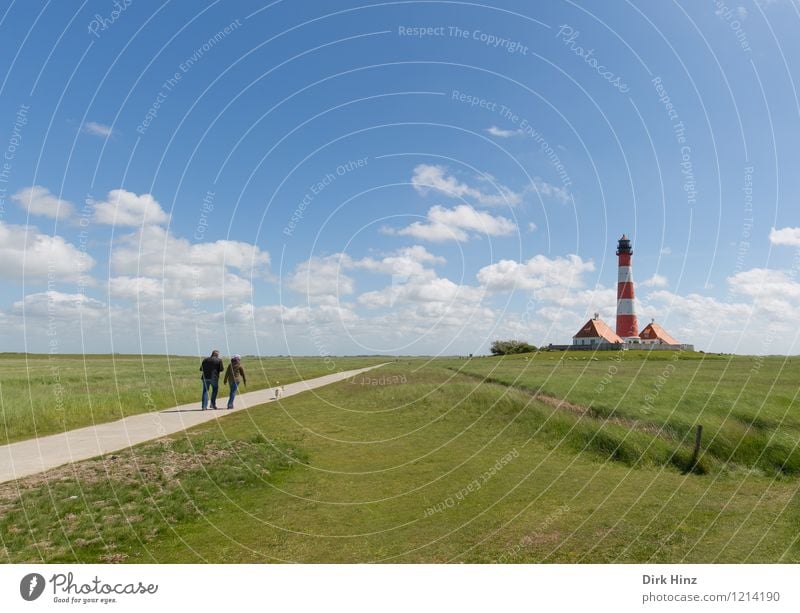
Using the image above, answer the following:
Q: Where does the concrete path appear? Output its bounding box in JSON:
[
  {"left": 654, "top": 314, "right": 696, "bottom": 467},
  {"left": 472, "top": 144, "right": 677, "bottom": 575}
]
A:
[{"left": 0, "top": 364, "right": 386, "bottom": 484}]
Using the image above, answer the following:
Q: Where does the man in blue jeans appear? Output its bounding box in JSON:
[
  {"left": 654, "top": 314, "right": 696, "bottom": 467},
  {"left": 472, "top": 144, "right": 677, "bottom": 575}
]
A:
[{"left": 199, "top": 349, "right": 224, "bottom": 410}]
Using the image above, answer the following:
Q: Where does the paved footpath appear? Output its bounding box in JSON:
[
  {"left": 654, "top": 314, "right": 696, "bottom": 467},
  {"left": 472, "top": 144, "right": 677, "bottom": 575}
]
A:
[{"left": 0, "top": 364, "right": 386, "bottom": 484}]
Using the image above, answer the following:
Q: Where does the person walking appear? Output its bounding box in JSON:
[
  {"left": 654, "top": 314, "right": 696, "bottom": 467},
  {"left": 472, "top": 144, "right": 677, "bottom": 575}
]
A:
[
  {"left": 199, "top": 349, "right": 224, "bottom": 410},
  {"left": 224, "top": 354, "right": 247, "bottom": 409}
]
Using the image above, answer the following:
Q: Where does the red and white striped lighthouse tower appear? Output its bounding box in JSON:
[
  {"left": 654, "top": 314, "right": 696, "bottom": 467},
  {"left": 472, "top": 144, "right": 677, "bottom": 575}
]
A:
[{"left": 616, "top": 234, "right": 639, "bottom": 339}]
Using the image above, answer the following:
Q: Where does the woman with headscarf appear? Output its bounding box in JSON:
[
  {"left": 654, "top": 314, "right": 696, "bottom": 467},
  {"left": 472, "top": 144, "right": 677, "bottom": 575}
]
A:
[{"left": 223, "top": 354, "right": 247, "bottom": 409}]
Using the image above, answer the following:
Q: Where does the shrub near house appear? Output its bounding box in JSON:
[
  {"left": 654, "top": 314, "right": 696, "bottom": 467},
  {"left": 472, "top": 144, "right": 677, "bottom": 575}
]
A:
[{"left": 490, "top": 340, "right": 537, "bottom": 356}]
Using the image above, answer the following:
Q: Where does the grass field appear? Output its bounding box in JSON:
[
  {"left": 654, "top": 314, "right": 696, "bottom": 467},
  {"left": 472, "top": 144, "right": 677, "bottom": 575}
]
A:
[
  {"left": 1, "top": 351, "right": 799, "bottom": 563},
  {"left": 0, "top": 354, "right": 386, "bottom": 444},
  {"left": 444, "top": 351, "right": 800, "bottom": 476}
]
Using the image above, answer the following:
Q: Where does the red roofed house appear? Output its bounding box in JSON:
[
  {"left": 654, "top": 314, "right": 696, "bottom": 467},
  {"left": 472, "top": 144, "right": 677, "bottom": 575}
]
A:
[
  {"left": 639, "top": 320, "right": 679, "bottom": 345},
  {"left": 572, "top": 314, "right": 624, "bottom": 347}
]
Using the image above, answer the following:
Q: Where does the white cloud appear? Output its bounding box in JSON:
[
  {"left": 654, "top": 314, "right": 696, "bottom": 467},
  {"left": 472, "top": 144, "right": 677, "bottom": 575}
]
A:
[
  {"left": 353, "top": 245, "right": 444, "bottom": 279},
  {"left": 769, "top": 226, "right": 800, "bottom": 247},
  {"left": 412, "top": 165, "right": 571, "bottom": 208},
  {"left": 109, "top": 276, "right": 165, "bottom": 301},
  {"left": 384, "top": 220, "right": 466, "bottom": 242},
  {"left": 6, "top": 254, "right": 800, "bottom": 355},
  {"left": 644, "top": 290, "right": 755, "bottom": 338},
  {"left": 660, "top": 246, "right": 672, "bottom": 255},
  {"left": 643, "top": 273, "right": 668, "bottom": 288},
  {"left": 0, "top": 222, "right": 94, "bottom": 282},
  {"left": 536, "top": 285, "right": 617, "bottom": 312},
  {"left": 383, "top": 204, "right": 517, "bottom": 242},
  {"left": 0, "top": 221, "right": 273, "bottom": 351},
  {"left": 83, "top": 121, "right": 113, "bottom": 137},
  {"left": 637, "top": 267, "right": 800, "bottom": 353},
  {"left": 309, "top": 303, "right": 360, "bottom": 325},
  {"left": 11, "top": 186, "right": 74, "bottom": 220},
  {"left": 93, "top": 189, "right": 169, "bottom": 226},
  {"left": 531, "top": 177, "right": 570, "bottom": 205},
  {"left": 393, "top": 297, "right": 494, "bottom": 329},
  {"left": 411, "top": 164, "right": 523, "bottom": 207},
  {"left": 728, "top": 268, "right": 800, "bottom": 299},
  {"left": 222, "top": 302, "right": 358, "bottom": 328},
  {"left": 477, "top": 254, "right": 594, "bottom": 293},
  {"left": 355, "top": 274, "right": 494, "bottom": 350},
  {"left": 527, "top": 222, "right": 538, "bottom": 232},
  {"left": 486, "top": 125, "right": 520, "bottom": 138},
  {"left": 11, "top": 291, "right": 105, "bottom": 319},
  {"left": 359, "top": 276, "right": 483, "bottom": 309},
  {"left": 285, "top": 246, "right": 489, "bottom": 350},
  {"left": 726, "top": 268, "right": 800, "bottom": 320},
  {"left": 1, "top": 290, "right": 216, "bottom": 354},
  {"left": 0, "top": 223, "right": 274, "bottom": 351},
  {"left": 349, "top": 253, "right": 605, "bottom": 352},
  {"left": 287, "top": 246, "right": 446, "bottom": 304},
  {"left": 287, "top": 254, "right": 355, "bottom": 302},
  {"left": 337, "top": 300, "right": 498, "bottom": 354},
  {"left": 111, "top": 225, "right": 270, "bottom": 278},
  {"left": 0, "top": 222, "right": 272, "bottom": 353},
  {"left": 109, "top": 225, "right": 270, "bottom": 302},
  {"left": 261, "top": 304, "right": 312, "bottom": 326}
]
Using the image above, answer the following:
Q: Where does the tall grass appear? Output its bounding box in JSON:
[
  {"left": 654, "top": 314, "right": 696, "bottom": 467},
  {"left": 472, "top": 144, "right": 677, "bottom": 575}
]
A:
[{"left": 446, "top": 352, "right": 800, "bottom": 475}]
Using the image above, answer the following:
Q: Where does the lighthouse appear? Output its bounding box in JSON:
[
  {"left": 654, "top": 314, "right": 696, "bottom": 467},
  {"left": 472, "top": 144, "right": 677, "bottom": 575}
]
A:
[
  {"left": 616, "top": 234, "right": 639, "bottom": 339},
  {"left": 566, "top": 234, "right": 692, "bottom": 351}
]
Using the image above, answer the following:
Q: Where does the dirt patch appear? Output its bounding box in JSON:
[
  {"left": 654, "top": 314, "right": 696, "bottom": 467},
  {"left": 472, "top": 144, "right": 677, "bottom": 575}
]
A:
[
  {"left": 532, "top": 392, "right": 666, "bottom": 437},
  {"left": 0, "top": 437, "right": 259, "bottom": 506},
  {"left": 452, "top": 368, "right": 669, "bottom": 439},
  {"left": 520, "top": 531, "right": 562, "bottom": 546},
  {"left": 532, "top": 392, "right": 589, "bottom": 416}
]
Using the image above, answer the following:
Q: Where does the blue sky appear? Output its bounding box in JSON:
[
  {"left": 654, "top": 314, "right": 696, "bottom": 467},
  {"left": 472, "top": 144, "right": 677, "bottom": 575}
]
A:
[{"left": 0, "top": 0, "right": 798, "bottom": 356}]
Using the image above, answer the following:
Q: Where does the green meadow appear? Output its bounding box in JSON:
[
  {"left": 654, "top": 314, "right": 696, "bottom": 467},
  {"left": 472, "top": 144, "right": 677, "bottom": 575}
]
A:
[
  {"left": 444, "top": 350, "right": 800, "bottom": 476},
  {"left": 1, "top": 351, "right": 798, "bottom": 563},
  {"left": 0, "top": 354, "right": 386, "bottom": 444}
]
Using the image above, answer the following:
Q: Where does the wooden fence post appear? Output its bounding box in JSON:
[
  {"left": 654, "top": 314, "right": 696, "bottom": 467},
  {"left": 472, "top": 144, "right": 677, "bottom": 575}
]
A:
[{"left": 684, "top": 424, "right": 703, "bottom": 474}]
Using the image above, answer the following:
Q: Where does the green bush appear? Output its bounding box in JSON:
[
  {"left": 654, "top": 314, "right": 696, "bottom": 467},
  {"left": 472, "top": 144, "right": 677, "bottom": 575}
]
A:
[{"left": 490, "top": 339, "right": 537, "bottom": 355}]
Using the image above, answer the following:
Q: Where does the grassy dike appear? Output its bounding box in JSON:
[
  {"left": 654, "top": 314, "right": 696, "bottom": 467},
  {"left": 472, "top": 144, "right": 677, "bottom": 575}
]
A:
[
  {"left": 445, "top": 351, "right": 800, "bottom": 475},
  {"left": 1, "top": 356, "right": 798, "bottom": 563}
]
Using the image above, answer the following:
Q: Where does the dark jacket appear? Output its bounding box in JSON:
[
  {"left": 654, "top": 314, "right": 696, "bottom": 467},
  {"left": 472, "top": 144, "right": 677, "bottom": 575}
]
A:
[
  {"left": 224, "top": 361, "right": 246, "bottom": 386},
  {"left": 200, "top": 355, "right": 224, "bottom": 381}
]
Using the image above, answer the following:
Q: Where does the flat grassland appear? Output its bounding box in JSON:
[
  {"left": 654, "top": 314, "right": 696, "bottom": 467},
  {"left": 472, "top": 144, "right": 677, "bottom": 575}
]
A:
[
  {"left": 1, "top": 351, "right": 798, "bottom": 563},
  {"left": 0, "top": 354, "right": 386, "bottom": 444}
]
